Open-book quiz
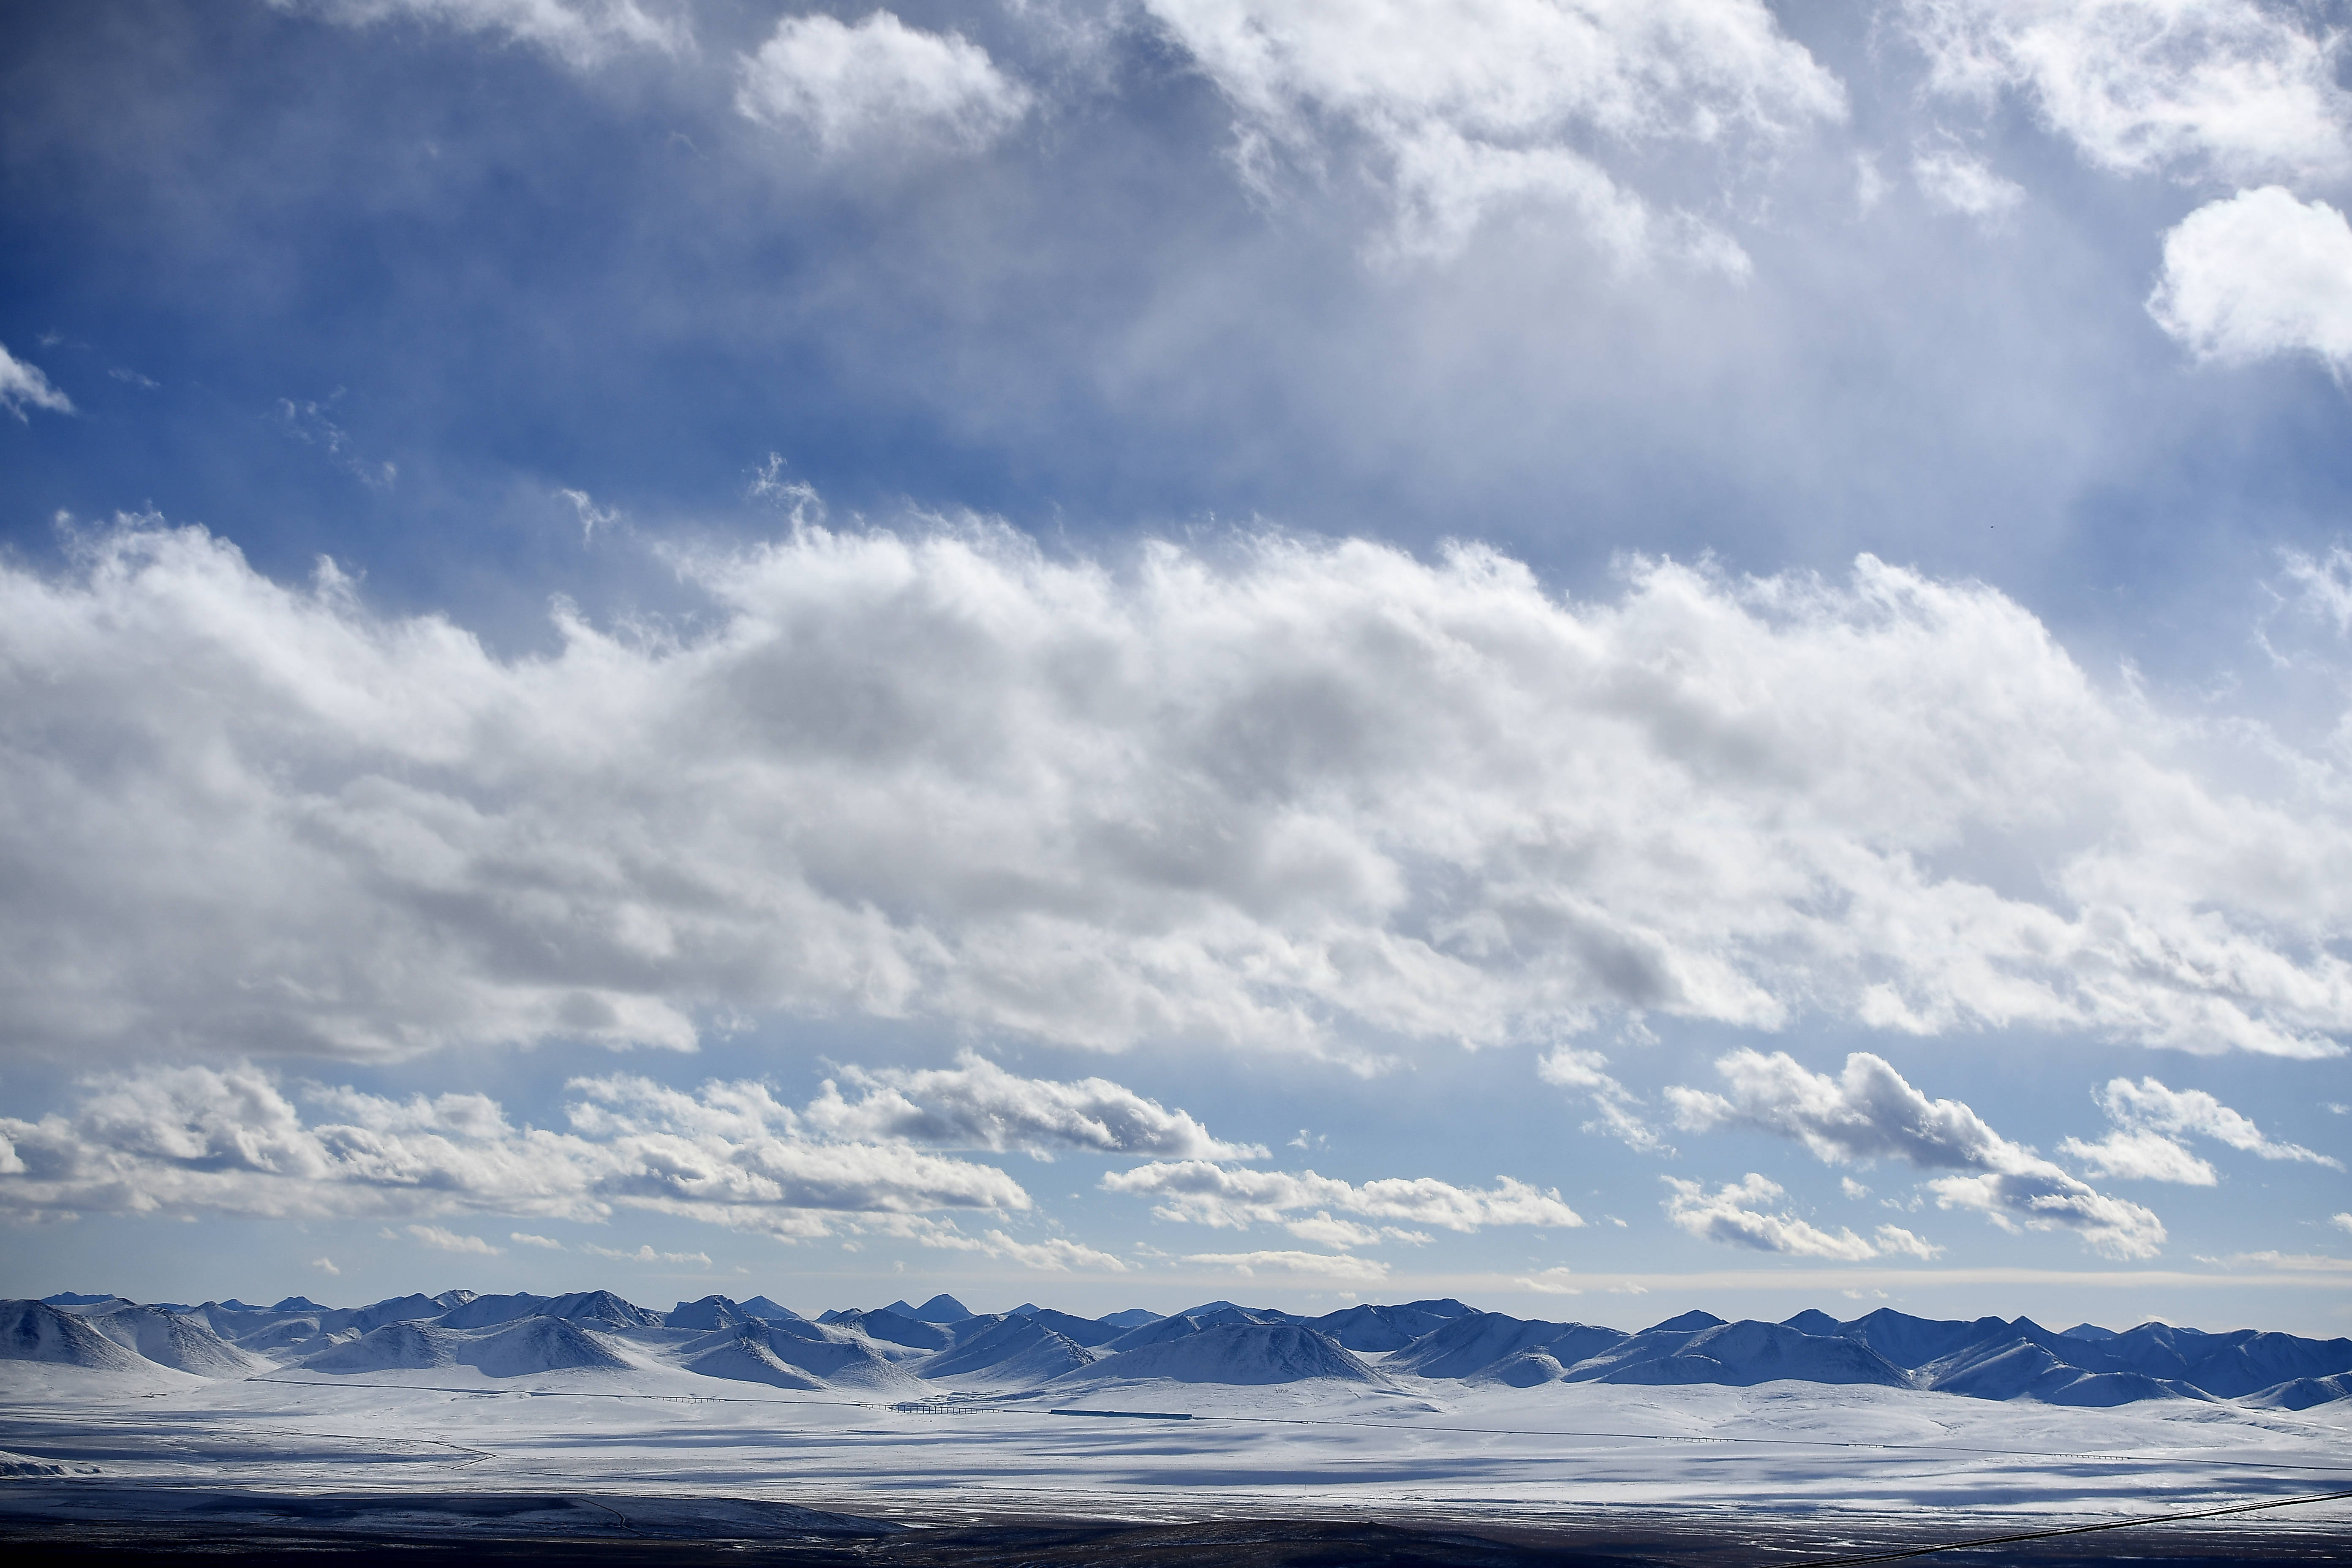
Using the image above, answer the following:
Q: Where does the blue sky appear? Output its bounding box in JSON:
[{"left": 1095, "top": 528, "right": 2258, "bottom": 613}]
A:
[{"left": 2, "top": 0, "right": 2349, "bottom": 1334}]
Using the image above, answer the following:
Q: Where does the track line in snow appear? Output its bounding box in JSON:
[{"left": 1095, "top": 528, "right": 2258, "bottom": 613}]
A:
[{"left": 1778, "top": 1487, "right": 2352, "bottom": 1565}]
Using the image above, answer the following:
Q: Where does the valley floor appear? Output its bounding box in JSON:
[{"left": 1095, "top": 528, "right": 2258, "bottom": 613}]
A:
[{"left": 3, "top": 1364, "right": 2349, "bottom": 1563}]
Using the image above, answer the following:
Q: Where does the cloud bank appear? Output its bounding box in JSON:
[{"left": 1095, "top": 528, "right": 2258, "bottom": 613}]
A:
[
  {"left": 1668, "top": 1049, "right": 2168, "bottom": 1257},
  {"left": 5, "top": 520, "right": 2352, "bottom": 1069}
]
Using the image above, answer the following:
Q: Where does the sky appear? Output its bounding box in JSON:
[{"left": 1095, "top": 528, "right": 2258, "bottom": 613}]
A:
[{"left": 2, "top": 0, "right": 2350, "bottom": 1336}]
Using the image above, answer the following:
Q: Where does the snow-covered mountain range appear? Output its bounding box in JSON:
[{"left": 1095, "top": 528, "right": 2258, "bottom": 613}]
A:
[{"left": 7, "top": 1290, "right": 2347, "bottom": 1410}]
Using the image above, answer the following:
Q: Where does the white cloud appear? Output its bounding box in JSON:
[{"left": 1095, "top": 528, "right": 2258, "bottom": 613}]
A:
[
  {"left": 1181, "top": 1248, "right": 1390, "bottom": 1284},
  {"left": 2089, "top": 1075, "right": 2339, "bottom": 1165},
  {"left": 2277, "top": 547, "right": 2352, "bottom": 641},
  {"left": 1841, "top": 1176, "right": 1871, "bottom": 1200},
  {"left": 2059, "top": 1127, "right": 2219, "bottom": 1183},
  {"left": 0, "top": 1063, "right": 1029, "bottom": 1239},
  {"left": 1143, "top": 0, "right": 1845, "bottom": 266},
  {"left": 2202, "top": 1247, "right": 2352, "bottom": 1271},
  {"left": 737, "top": 11, "right": 1032, "bottom": 157},
  {"left": 1872, "top": 1223, "right": 1946, "bottom": 1260},
  {"left": 1904, "top": 0, "right": 2352, "bottom": 181},
  {"left": 1282, "top": 1211, "right": 1428, "bottom": 1248},
  {"left": 2148, "top": 188, "right": 2352, "bottom": 374},
  {"left": 409, "top": 1222, "right": 502, "bottom": 1254},
  {"left": 312, "top": 1257, "right": 340, "bottom": 1275},
  {"left": 2062, "top": 1074, "right": 2340, "bottom": 1181},
  {"left": 2333, "top": 1211, "right": 2352, "bottom": 1234},
  {"left": 1538, "top": 1046, "right": 1673, "bottom": 1154},
  {"left": 509, "top": 1231, "right": 564, "bottom": 1249},
  {"left": 803, "top": 1049, "right": 1260, "bottom": 1160},
  {"left": 580, "top": 1241, "right": 712, "bottom": 1265},
  {"left": 0, "top": 342, "right": 74, "bottom": 420},
  {"left": 1102, "top": 1160, "right": 1584, "bottom": 1232},
  {"left": 973, "top": 1230, "right": 1130, "bottom": 1273},
  {"left": 8, "top": 520, "right": 2352, "bottom": 1070},
  {"left": 1668, "top": 1049, "right": 2168, "bottom": 1258},
  {"left": 1516, "top": 1265, "right": 1582, "bottom": 1293},
  {"left": 558, "top": 488, "right": 620, "bottom": 545},
  {"left": 1912, "top": 146, "right": 2025, "bottom": 217},
  {"left": 1663, "top": 1173, "right": 1878, "bottom": 1259},
  {"left": 271, "top": 0, "right": 686, "bottom": 68}
]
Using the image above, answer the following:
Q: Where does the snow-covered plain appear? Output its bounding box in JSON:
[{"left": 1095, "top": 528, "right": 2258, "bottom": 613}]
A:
[{"left": 3, "top": 1290, "right": 2349, "bottom": 1555}]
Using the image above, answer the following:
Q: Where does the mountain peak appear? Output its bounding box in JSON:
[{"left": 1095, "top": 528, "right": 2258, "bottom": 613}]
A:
[{"left": 909, "top": 1293, "right": 975, "bottom": 1323}]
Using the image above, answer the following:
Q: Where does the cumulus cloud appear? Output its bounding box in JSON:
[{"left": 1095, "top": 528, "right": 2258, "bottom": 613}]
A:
[
  {"left": 510, "top": 1231, "right": 564, "bottom": 1249},
  {"left": 1181, "top": 1248, "right": 1389, "bottom": 1284},
  {"left": 1538, "top": 1045, "right": 1672, "bottom": 1154},
  {"left": 803, "top": 1049, "right": 1260, "bottom": 1160},
  {"left": 2060, "top": 1074, "right": 2341, "bottom": 1180},
  {"left": 1663, "top": 1173, "right": 1878, "bottom": 1259},
  {"left": 270, "top": 0, "right": 686, "bottom": 68},
  {"left": 1669, "top": 1050, "right": 2168, "bottom": 1257},
  {"left": 8, "top": 520, "right": 2352, "bottom": 1070},
  {"left": 1101, "top": 1160, "right": 1582, "bottom": 1233},
  {"left": 737, "top": 11, "right": 1032, "bottom": 156},
  {"left": 2333, "top": 1211, "right": 2352, "bottom": 1234},
  {"left": 1143, "top": 0, "right": 1844, "bottom": 266},
  {"left": 0, "top": 341, "right": 74, "bottom": 419},
  {"left": 0, "top": 1063, "right": 1029, "bottom": 1238},
  {"left": 2148, "top": 187, "right": 2352, "bottom": 374},
  {"left": 1904, "top": 0, "right": 2352, "bottom": 181}
]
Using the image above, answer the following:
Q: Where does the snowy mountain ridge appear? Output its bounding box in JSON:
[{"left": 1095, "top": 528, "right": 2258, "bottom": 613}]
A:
[{"left": 8, "top": 1290, "right": 2349, "bottom": 1410}]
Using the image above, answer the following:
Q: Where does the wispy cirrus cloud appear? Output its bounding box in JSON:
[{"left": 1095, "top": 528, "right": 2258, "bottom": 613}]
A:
[
  {"left": 1180, "top": 1248, "right": 1389, "bottom": 1285},
  {"left": 406, "top": 1222, "right": 502, "bottom": 1254},
  {"left": 269, "top": 0, "right": 686, "bottom": 69},
  {"left": 0, "top": 341, "right": 74, "bottom": 419},
  {"left": 1539, "top": 1045, "right": 1672, "bottom": 1154}
]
